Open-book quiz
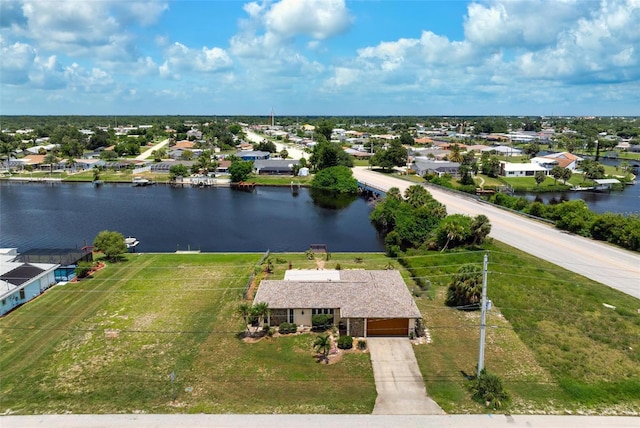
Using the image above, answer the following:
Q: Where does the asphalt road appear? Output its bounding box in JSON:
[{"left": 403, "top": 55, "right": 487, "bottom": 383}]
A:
[{"left": 352, "top": 168, "right": 640, "bottom": 300}]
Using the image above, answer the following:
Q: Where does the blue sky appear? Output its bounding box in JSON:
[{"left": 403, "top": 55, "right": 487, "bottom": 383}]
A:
[{"left": 1, "top": 0, "right": 639, "bottom": 116}]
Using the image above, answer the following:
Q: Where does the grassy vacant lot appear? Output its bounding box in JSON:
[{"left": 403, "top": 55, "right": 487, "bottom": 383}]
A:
[
  {"left": 1, "top": 248, "right": 638, "bottom": 415},
  {"left": 0, "top": 253, "right": 375, "bottom": 414},
  {"left": 404, "top": 241, "right": 640, "bottom": 414}
]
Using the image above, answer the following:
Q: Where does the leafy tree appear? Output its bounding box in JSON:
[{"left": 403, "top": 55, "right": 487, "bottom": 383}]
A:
[
  {"left": 279, "top": 149, "right": 288, "bottom": 159},
  {"left": 0, "top": 142, "right": 17, "bottom": 168},
  {"left": 561, "top": 167, "right": 572, "bottom": 183},
  {"left": 550, "top": 166, "right": 564, "bottom": 185},
  {"left": 458, "top": 164, "right": 475, "bottom": 186},
  {"left": 169, "top": 164, "right": 190, "bottom": 181},
  {"left": 93, "top": 230, "right": 127, "bottom": 262},
  {"left": 445, "top": 264, "right": 482, "bottom": 307},
  {"left": 534, "top": 171, "right": 546, "bottom": 186},
  {"left": 370, "top": 139, "right": 408, "bottom": 171},
  {"left": 254, "top": 140, "right": 277, "bottom": 153},
  {"left": 316, "top": 120, "right": 333, "bottom": 142},
  {"left": 74, "top": 261, "right": 93, "bottom": 279},
  {"left": 229, "top": 159, "right": 253, "bottom": 182},
  {"left": 524, "top": 143, "right": 540, "bottom": 158},
  {"left": 399, "top": 130, "right": 414, "bottom": 146},
  {"left": 99, "top": 150, "right": 118, "bottom": 161},
  {"left": 311, "top": 166, "right": 358, "bottom": 193},
  {"left": 580, "top": 159, "right": 605, "bottom": 182},
  {"left": 309, "top": 140, "right": 352, "bottom": 171},
  {"left": 313, "top": 334, "right": 331, "bottom": 362}
]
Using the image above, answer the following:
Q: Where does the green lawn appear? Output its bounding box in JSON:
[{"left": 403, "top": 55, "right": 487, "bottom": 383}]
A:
[
  {"left": 0, "top": 253, "right": 375, "bottom": 414},
  {"left": 404, "top": 242, "right": 640, "bottom": 414},
  {"left": 2, "top": 248, "right": 638, "bottom": 415}
]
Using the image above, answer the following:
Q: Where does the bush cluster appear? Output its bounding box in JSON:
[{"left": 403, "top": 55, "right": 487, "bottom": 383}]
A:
[
  {"left": 356, "top": 339, "right": 367, "bottom": 351},
  {"left": 488, "top": 193, "right": 640, "bottom": 251},
  {"left": 311, "top": 314, "right": 333, "bottom": 331},
  {"left": 278, "top": 322, "right": 297, "bottom": 334},
  {"left": 337, "top": 335, "right": 353, "bottom": 350},
  {"left": 470, "top": 369, "right": 510, "bottom": 409}
]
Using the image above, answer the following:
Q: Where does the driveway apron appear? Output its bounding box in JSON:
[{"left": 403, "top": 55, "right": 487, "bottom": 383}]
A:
[{"left": 367, "top": 337, "right": 445, "bottom": 415}]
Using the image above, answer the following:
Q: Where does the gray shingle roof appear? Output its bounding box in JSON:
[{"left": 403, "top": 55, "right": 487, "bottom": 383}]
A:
[{"left": 254, "top": 270, "right": 421, "bottom": 318}]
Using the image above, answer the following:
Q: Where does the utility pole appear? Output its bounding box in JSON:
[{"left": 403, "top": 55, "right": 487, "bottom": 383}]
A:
[{"left": 478, "top": 252, "right": 489, "bottom": 376}]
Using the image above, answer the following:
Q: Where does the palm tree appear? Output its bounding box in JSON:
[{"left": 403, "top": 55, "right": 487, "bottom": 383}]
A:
[
  {"left": 0, "top": 142, "right": 17, "bottom": 170},
  {"left": 470, "top": 215, "right": 491, "bottom": 245},
  {"left": 404, "top": 185, "right": 431, "bottom": 208},
  {"left": 236, "top": 303, "right": 252, "bottom": 334},
  {"left": 440, "top": 220, "right": 466, "bottom": 252},
  {"left": 313, "top": 334, "right": 331, "bottom": 362},
  {"left": 386, "top": 187, "right": 403, "bottom": 201},
  {"left": 448, "top": 144, "right": 464, "bottom": 163},
  {"left": 252, "top": 302, "right": 270, "bottom": 330},
  {"left": 445, "top": 264, "right": 482, "bottom": 307}
]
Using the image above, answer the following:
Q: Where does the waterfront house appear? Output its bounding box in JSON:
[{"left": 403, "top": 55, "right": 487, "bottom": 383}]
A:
[
  {"left": 533, "top": 152, "right": 583, "bottom": 171},
  {"left": 253, "top": 159, "right": 300, "bottom": 175},
  {"left": 237, "top": 150, "right": 270, "bottom": 161},
  {"left": 482, "top": 145, "right": 523, "bottom": 157},
  {"left": 254, "top": 270, "right": 421, "bottom": 337},
  {"left": 1, "top": 248, "right": 58, "bottom": 316},
  {"left": 499, "top": 161, "right": 548, "bottom": 177}
]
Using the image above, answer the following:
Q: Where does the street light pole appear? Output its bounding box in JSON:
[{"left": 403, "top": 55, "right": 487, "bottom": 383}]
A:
[{"left": 477, "top": 252, "right": 489, "bottom": 376}]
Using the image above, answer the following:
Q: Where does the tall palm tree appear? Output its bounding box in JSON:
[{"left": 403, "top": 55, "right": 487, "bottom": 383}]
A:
[
  {"left": 236, "top": 303, "right": 252, "bottom": 334},
  {"left": 470, "top": 215, "right": 491, "bottom": 245},
  {"left": 313, "top": 334, "right": 331, "bottom": 362},
  {"left": 0, "top": 142, "right": 17, "bottom": 170},
  {"left": 404, "top": 184, "right": 431, "bottom": 208}
]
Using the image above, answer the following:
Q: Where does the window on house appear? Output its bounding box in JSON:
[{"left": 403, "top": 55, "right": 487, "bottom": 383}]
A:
[
  {"left": 311, "top": 308, "right": 334, "bottom": 316},
  {"left": 288, "top": 309, "right": 294, "bottom": 324},
  {"left": 19, "top": 289, "right": 25, "bottom": 299}
]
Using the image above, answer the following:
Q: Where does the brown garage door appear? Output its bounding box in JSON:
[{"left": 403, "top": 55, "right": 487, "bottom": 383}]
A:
[{"left": 367, "top": 318, "right": 409, "bottom": 336}]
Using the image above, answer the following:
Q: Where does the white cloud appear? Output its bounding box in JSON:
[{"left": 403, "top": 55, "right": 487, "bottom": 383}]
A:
[
  {"left": 160, "top": 42, "right": 232, "bottom": 79},
  {"left": 1, "top": 40, "right": 36, "bottom": 84},
  {"left": 265, "top": 0, "right": 352, "bottom": 40}
]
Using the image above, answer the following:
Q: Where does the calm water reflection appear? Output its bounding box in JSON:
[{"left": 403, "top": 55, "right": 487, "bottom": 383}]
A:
[{"left": 0, "top": 182, "right": 384, "bottom": 252}]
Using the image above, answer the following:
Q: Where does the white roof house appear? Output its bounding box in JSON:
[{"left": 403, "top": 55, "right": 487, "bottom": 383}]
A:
[{"left": 499, "top": 161, "right": 548, "bottom": 177}]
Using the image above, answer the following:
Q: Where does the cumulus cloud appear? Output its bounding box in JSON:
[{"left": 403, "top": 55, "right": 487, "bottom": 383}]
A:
[
  {"left": 231, "top": 0, "right": 352, "bottom": 58},
  {"left": 160, "top": 42, "right": 233, "bottom": 79},
  {"left": 325, "top": 0, "right": 640, "bottom": 98},
  {"left": 1, "top": 40, "right": 36, "bottom": 84}
]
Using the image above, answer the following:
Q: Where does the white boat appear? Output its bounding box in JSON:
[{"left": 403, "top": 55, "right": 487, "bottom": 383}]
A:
[{"left": 124, "top": 237, "right": 140, "bottom": 249}]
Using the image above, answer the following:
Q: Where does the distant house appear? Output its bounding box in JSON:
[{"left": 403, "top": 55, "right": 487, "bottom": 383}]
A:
[
  {"left": 482, "top": 145, "right": 523, "bottom": 157},
  {"left": 499, "top": 161, "right": 548, "bottom": 177},
  {"left": 1, "top": 248, "right": 59, "bottom": 316},
  {"left": 533, "top": 152, "right": 583, "bottom": 171},
  {"left": 412, "top": 159, "right": 460, "bottom": 177},
  {"left": 253, "top": 159, "right": 299, "bottom": 175},
  {"left": 237, "top": 150, "right": 270, "bottom": 161},
  {"left": 254, "top": 270, "right": 421, "bottom": 337}
]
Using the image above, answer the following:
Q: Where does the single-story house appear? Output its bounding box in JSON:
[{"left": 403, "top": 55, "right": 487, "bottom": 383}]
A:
[
  {"left": 254, "top": 269, "right": 422, "bottom": 337},
  {"left": 412, "top": 159, "right": 460, "bottom": 177},
  {"left": 499, "top": 161, "right": 548, "bottom": 177},
  {"left": 482, "top": 145, "right": 523, "bottom": 157},
  {"left": 253, "top": 159, "right": 300, "bottom": 175},
  {"left": 14, "top": 247, "right": 93, "bottom": 282},
  {"left": 1, "top": 248, "right": 59, "bottom": 316},
  {"left": 534, "top": 152, "right": 583, "bottom": 170},
  {"left": 237, "top": 150, "right": 270, "bottom": 161}
]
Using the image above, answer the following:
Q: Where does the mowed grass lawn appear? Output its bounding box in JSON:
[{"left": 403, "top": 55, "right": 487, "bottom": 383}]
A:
[
  {"left": 405, "top": 242, "right": 640, "bottom": 414},
  {"left": 0, "top": 253, "right": 375, "bottom": 414}
]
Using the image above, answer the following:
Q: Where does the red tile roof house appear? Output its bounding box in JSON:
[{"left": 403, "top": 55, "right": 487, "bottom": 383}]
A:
[{"left": 254, "top": 270, "right": 421, "bottom": 337}]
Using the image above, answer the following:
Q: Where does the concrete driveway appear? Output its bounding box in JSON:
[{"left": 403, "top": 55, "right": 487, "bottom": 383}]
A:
[{"left": 367, "top": 337, "right": 445, "bottom": 415}]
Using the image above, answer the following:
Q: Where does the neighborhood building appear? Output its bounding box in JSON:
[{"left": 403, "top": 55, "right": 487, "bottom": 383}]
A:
[
  {"left": 412, "top": 159, "right": 460, "bottom": 177},
  {"left": 1, "top": 248, "right": 59, "bottom": 316},
  {"left": 499, "top": 161, "right": 548, "bottom": 177},
  {"left": 253, "top": 159, "right": 300, "bottom": 175},
  {"left": 532, "top": 152, "right": 583, "bottom": 171},
  {"left": 254, "top": 269, "right": 422, "bottom": 337},
  {"left": 237, "top": 150, "right": 271, "bottom": 161}
]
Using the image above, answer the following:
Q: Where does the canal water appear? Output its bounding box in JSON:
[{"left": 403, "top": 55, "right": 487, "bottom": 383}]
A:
[{"left": 0, "top": 182, "right": 385, "bottom": 252}]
